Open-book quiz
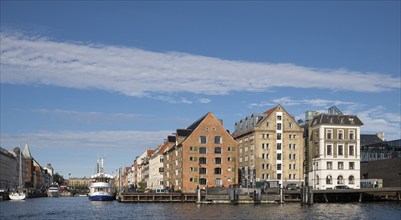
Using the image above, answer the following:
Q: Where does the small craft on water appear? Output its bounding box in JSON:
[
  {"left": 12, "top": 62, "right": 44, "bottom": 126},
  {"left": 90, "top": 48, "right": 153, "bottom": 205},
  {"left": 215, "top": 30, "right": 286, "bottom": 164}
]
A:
[
  {"left": 9, "top": 148, "right": 26, "bottom": 201},
  {"left": 89, "top": 157, "right": 114, "bottom": 201},
  {"left": 47, "top": 182, "right": 60, "bottom": 197}
]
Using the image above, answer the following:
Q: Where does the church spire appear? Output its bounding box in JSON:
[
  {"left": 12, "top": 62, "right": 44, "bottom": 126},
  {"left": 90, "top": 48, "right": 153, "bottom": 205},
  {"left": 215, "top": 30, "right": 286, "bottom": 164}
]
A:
[{"left": 23, "top": 144, "right": 32, "bottom": 158}]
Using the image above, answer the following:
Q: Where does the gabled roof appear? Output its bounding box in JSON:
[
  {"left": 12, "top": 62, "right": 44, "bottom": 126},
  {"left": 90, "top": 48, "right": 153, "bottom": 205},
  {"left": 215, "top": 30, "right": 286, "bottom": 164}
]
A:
[
  {"left": 186, "top": 112, "right": 209, "bottom": 131},
  {"left": 310, "top": 114, "right": 363, "bottom": 127},
  {"left": 263, "top": 106, "right": 278, "bottom": 115}
]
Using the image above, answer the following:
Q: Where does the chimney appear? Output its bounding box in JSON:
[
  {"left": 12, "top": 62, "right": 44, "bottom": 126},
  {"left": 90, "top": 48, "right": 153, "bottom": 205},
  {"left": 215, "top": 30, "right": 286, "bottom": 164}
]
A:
[{"left": 218, "top": 119, "right": 223, "bottom": 125}]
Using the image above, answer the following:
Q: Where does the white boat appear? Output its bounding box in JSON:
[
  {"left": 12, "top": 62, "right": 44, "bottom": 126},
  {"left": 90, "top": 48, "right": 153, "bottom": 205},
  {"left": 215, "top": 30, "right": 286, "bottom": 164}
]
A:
[
  {"left": 10, "top": 148, "right": 26, "bottom": 201},
  {"left": 89, "top": 157, "right": 114, "bottom": 201},
  {"left": 47, "top": 183, "right": 60, "bottom": 197}
]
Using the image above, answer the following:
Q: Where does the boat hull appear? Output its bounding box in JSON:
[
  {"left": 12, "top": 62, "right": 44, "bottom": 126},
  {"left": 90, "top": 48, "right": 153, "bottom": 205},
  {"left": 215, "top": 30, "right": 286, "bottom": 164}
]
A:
[
  {"left": 47, "top": 191, "right": 60, "bottom": 197},
  {"left": 9, "top": 192, "right": 26, "bottom": 200},
  {"left": 89, "top": 194, "right": 114, "bottom": 201}
]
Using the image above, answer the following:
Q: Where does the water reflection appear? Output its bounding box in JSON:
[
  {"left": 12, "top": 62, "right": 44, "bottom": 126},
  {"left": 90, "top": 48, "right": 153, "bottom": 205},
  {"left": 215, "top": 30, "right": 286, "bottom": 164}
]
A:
[{"left": 1, "top": 197, "right": 400, "bottom": 220}]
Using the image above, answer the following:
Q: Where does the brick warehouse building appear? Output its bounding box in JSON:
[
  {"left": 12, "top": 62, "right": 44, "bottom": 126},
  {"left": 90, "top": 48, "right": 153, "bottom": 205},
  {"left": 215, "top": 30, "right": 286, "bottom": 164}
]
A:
[
  {"left": 163, "top": 112, "right": 238, "bottom": 193},
  {"left": 233, "top": 105, "right": 305, "bottom": 188}
]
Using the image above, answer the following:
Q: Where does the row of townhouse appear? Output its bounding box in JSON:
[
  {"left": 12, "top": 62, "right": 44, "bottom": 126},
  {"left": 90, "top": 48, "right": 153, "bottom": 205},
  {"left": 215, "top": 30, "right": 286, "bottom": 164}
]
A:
[
  {"left": 0, "top": 144, "right": 55, "bottom": 191},
  {"left": 123, "top": 104, "right": 364, "bottom": 193}
]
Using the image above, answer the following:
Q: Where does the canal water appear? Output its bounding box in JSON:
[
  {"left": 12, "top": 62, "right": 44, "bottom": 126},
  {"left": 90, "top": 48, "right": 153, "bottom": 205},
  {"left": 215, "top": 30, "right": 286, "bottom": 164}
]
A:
[{"left": 1, "top": 197, "right": 400, "bottom": 219}]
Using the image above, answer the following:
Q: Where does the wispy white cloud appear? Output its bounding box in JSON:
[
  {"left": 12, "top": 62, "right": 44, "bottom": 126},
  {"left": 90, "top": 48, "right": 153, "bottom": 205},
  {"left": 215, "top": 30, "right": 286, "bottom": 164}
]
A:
[
  {"left": 198, "top": 98, "right": 211, "bottom": 104},
  {"left": 357, "top": 106, "right": 401, "bottom": 140},
  {"left": 250, "top": 97, "right": 359, "bottom": 109},
  {"left": 1, "top": 130, "right": 173, "bottom": 153},
  {"left": 33, "top": 109, "right": 148, "bottom": 122},
  {"left": 1, "top": 31, "right": 400, "bottom": 98}
]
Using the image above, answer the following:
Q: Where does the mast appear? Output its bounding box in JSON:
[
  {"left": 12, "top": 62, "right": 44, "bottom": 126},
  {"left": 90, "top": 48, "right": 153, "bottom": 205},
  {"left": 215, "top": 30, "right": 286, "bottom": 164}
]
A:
[{"left": 19, "top": 148, "right": 22, "bottom": 187}]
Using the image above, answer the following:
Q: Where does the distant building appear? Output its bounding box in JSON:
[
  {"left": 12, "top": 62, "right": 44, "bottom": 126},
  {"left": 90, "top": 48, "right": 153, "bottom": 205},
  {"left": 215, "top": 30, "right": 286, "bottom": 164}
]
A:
[
  {"left": 307, "top": 113, "right": 363, "bottom": 189},
  {"left": 233, "top": 105, "right": 304, "bottom": 188},
  {"left": 148, "top": 142, "right": 168, "bottom": 190},
  {"left": 163, "top": 112, "right": 238, "bottom": 193},
  {"left": 361, "top": 135, "right": 400, "bottom": 161},
  {"left": 0, "top": 147, "right": 26, "bottom": 190}
]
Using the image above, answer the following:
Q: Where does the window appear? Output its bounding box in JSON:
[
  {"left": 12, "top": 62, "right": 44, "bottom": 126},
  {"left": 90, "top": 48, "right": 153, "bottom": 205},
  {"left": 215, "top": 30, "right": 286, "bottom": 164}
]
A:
[
  {"left": 327, "top": 162, "right": 333, "bottom": 170},
  {"left": 289, "top": 154, "right": 292, "bottom": 160},
  {"left": 277, "top": 174, "right": 282, "bottom": 180},
  {"left": 199, "top": 167, "right": 206, "bottom": 174},
  {"left": 228, "top": 157, "right": 235, "bottom": 162},
  {"left": 289, "top": 144, "right": 292, "bottom": 150},
  {"left": 348, "top": 176, "right": 355, "bottom": 184},
  {"left": 215, "top": 157, "right": 222, "bottom": 164},
  {"left": 262, "top": 164, "right": 265, "bottom": 169},
  {"left": 277, "top": 115, "right": 282, "bottom": 121},
  {"left": 338, "top": 145, "right": 344, "bottom": 156},
  {"left": 214, "top": 136, "right": 222, "bottom": 144},
  {"left": 266, "top": 122, "right": 269, "bottom": 127},
  {"left": 199, "top": 147, "right": 207, "bottom": 154},
  {"left": 293, "top": 154, "right": 296, "bottom": 160},
  {"left": 214, "top": 147, "right": 222, "bottom": 154},
  {"left": 349, "top": 162, "right": 355, "bottom": 170},
  {"left": 326, "top": 175, "right": 332, "bottom": 184},
  {"left": 190, "top": 167, "right": 198, "bottom": 172},
  {"left": 316, "top": 175, "right": 319, "bottom": 185},
  {"left": 262, "top": 153, "right": 265, "bottom": 159},
  {"left": 277, "top": 123, "right": 282, "bottom": 130},
  {"left": 327, "top": 144, "right": 332, "bottom": 156},
  {"left": 214, "top": 167, "right": 222, "bottom": 175},
  {"left": 228, "top": 146, "right": 235, "bottom": 152},
  {"left": 277, "top": 143, "right": 281, "bottom": 150},
  {"left": 338, "top": 162, "right": 344, "bottom": 170},
  {"left": 337, "top": 175, "right": 344, "bottom": 184},
  {"left": 215, "top": 178, "right": 222, "bottom": 186},
  {"left": 289, "top": 122, "right": 293, "bottom": 128},
  {"left": 277, "top": 133, "right": 282, "bottom": 140},
  {"left": 327, "top": 129, "right": 332, "bottom": 139},
  {"left": 200, "top": 136, "right": 207, "bottom": 144},
  {"left": 199, "top": 157, "right": 207, "bottom": 164},
  {"left": 338, "top": 130, "right": 344, "bottom": 140},
  {"left": 277, "top": 163, "right": 281, "bottom": 170},
  {"left": 289, "top": 174, "right": 292, "bottom": 179},
  {"left": 190, "top": 156, "right": 198, "bottom": 162},
  {"left": 349, "top": 145, "right": 355, "bottom": 156},
  {"left": 277, "top": 153, "right": 281, "bottom": 160},
  {"left": 200, "top": 178, "right": 207, "bottom": 185},
  {"left": 349, "top": 130, "right": 355, "bottom": 140}
]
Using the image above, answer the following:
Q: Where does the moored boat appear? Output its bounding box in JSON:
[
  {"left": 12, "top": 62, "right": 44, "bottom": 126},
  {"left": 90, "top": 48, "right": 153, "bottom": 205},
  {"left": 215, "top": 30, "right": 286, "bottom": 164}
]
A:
[
  {"left": 10, "top": 148, "right": 26, "bottom": 200},
  {"left": 47, "top": 183, "right": 60, "bottom": 197},
  {"left": 89, "top": 157, "right": 114, "bottom": 201}
]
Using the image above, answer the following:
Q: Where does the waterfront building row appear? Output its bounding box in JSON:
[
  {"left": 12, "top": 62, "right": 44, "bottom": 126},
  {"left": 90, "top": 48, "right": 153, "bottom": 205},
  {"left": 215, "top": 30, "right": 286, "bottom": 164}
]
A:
[
  {"left": 0, "top": 144, "right": 55, "bottom": 191},
  {"left": 120, "top": 105, "right": 399, "bottom": 192}
]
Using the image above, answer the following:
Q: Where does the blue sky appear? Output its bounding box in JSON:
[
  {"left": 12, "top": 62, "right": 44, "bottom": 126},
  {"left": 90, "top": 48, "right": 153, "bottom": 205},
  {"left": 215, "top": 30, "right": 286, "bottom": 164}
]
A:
[{"left": 1, "top": 1, "right": 400, "bottom": 178}]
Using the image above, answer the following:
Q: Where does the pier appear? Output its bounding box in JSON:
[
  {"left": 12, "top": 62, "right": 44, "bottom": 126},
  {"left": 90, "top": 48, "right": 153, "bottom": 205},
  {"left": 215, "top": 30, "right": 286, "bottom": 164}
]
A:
[
  {"left": 118, "top": 192, "right": 201, "bottom": 203},
  {"left": 117, "top": 187, "right": 401, "bottom": 204}
]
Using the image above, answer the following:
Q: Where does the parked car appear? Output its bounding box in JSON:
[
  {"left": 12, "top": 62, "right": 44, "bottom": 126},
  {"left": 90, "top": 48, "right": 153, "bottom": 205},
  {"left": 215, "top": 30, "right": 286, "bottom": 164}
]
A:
[{"left": 334, "top": 185, "right": 350, "bottom": 189}]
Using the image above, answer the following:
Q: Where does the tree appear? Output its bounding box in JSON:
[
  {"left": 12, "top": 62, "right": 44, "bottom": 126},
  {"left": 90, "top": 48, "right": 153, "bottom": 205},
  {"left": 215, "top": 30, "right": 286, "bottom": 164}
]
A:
[{"left": 53, "top": 172, "right": 65, "bottom": 185}]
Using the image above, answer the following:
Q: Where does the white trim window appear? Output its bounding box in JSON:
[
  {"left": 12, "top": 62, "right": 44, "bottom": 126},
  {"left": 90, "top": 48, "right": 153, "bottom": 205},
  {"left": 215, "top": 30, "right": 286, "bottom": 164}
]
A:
[
  {"left": 349, "top": 145, "right": 355, "bottom": 156},
  {"left": 338, "top": 144, "right": 344, "bottom": 156},
  {"left": 349, "top": 130, "right": 355, "bottom": 140},
  {"left": 326, "top": 129, "right": 333, "bottom": 140},
  {"left": 327, "top": 144, "right": 333, "bottom": 156},
  {"left": 338, "top": 129, "right": 344, "bottom": 140}
]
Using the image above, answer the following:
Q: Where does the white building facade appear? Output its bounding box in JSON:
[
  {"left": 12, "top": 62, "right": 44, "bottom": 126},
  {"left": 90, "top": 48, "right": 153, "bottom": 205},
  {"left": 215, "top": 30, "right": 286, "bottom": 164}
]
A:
[{"left": 308, "top": 114, "right": 363, "bottom": 190}]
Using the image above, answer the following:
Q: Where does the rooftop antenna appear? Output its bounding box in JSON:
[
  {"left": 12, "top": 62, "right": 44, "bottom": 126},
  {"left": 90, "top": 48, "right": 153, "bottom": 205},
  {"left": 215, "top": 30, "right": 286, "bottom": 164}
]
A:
[{"left": 328, "top": 106, "right": 343, "bottom": 115}]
